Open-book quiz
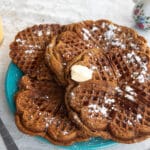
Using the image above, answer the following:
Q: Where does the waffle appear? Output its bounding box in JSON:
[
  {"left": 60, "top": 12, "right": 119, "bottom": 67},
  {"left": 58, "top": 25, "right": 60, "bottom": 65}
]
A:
[
  {"left": 15, "top": 75, "right": 89, "bottom": 145},
  {"left": 65, "top": 48, "right": 150, "bottom": 143},
  {"left": 65, "top": 49, "right": 118, "bottom": 85},
  {"left": 45, "top": 30, "right": 95, "bottom": 85},
  {"left": 10, "top": 24, "right": 61, "bottom": 80},
  {"left": 10, "top": 19, "right": 150, "bottom": 145},
  {"left": 46, "top": 19, "right": 148, "bottom": 85}
]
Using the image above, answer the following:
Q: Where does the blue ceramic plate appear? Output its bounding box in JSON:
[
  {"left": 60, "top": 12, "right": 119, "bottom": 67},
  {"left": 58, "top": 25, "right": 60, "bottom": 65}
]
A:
[{"left": 5, "top": 62, "right": 116, "bottom": 150}]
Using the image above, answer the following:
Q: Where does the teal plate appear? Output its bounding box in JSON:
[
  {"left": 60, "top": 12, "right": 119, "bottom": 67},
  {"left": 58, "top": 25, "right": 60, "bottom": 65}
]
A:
[{"left": 5, "top": 62, "right": 116, "bottom": 150}]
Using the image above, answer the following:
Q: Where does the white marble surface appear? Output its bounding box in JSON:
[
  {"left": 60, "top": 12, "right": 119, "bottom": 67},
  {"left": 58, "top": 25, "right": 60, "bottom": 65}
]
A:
[{"left": 0, "top": 0, "right": 150, "bottom": 150}]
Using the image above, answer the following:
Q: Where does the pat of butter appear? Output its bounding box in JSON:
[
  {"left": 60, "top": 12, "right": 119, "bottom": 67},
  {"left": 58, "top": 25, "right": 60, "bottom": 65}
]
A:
[
  {"left": 71, "top": 65, "right": 93, "bottom": 82},
  {"left": 0, "top": 17, "right": 3, "bottom": 44}
]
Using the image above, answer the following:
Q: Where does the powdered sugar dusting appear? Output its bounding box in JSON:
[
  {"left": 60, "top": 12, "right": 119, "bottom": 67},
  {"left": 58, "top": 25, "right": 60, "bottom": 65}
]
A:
[
  {"left": 130, "top": 43, "right": 139, "bottom": 50},
  {"left": 111, "top": 40, "right": 126, "bottom": 49},
  {"left": 24, "top": 49, "right": 35, "bottom": 54},
  {"left": 125, "top": 94, "right": 135, "bottom": 102},
  {"left": 104, "top": 96, "right": 115, "bottom": 104},
  {"left": 127, "top": 120, "right": 132, "bottom": 126},
  {"left": 115, "top": 86, "right": 122, "bottom": 94},
  {"left": 104, "top": 24, "right": 117, "bottom": 40},
  {"left": 88, "top": 52, "right": 92, "bottom": 56},
  {"left": 116, "top": 86, "right": 136, "bottom": 100},
  {"left": 70, "top": 92, "right": 75, "bottom": 98},
  {"left": 91, "top": 65, "right": 97, "bottom": 70},
  {"left": 102, "top": 23, "right": 129, "bottom": 50},
  {"left": 16, "top": 38, "right": 22, "bottom": 42},
  {"left": 44, "top": 95, "right": 49, "bottom": 99},
  {"left": 125, "top": 86, "right": 137, "bottom": 96},
  {"left": 104, "top": 29, "right": 115, "bottom": 40},
  {"left": 91, "top": 26, "right": 99, "bottom": 31},
  {"left": 88, "top": 104, "right": 108, "bottom": 117},
  {"left": 117, "top": 27, "right": 121, "bottom": 31},
  {"left": 63, "top": 62, "right": 67, "bottom": 66},
  {"left": 99, "top": 106, "right": 107, "bottom": 116},
  {"left": 99, "top": 35, "right": 102, "bottom": 40},
  {"left": 103, "top": 66, "right": 110, "bottom": 72},
  {"left": 101, "top": 22, "right": 106, "bottom": 28},
  {"left": 82, "top": 28, "right": 91, "bottom": 40},
  {"left": 38, "top": 30, "right": 43, "bottom": 36},
  {"left": 16, "top": 38, "right": 26, "bottom": 44},
  {"left": 46, "top": 30, "right": 51, "bottom": 35},
  {"left": 28, "top": 44, "right": 41, "bottom": 49},
  {"left": 63, "top": 131, "right": 69, "bottom": 135},
  {"left": 108, "top": 24, "right": 117, "bottom": 30},
  {"left": 45, "top": 117, "right": 55, "bottom": 128},
  {"left": 48, "top": 43, "right": 53, "bottom": 48},
  {"left": 126, "top": 51, "right": 148, "bottom": 83},
  {"left": 136, "top": 74, "right": 145, "bottom": 83},
  {"left": 137, "top": 114, "right": 142, "bottom": 122},
  {"left": 45, "top": 123, "right": 49, "bottom": 128}
]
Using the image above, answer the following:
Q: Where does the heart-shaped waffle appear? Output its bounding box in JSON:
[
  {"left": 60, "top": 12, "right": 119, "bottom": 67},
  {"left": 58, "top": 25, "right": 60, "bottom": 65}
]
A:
[
  {"left": 46, "top": 19, "right": 148, "bottom": 85},
  {"left": 10, "top": 24, "right": 61, "bottom": 80},
  {"left": 15, "top": 75, "right": 89, "bottom": 145},
  {"left": 65, "top": 48, "right": 150, "bottom": 143}
]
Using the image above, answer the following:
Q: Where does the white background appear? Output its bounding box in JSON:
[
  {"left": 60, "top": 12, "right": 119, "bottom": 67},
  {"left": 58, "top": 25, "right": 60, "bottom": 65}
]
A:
[{"left": 0, "top": 0, "right": 150, "bottom": 149}]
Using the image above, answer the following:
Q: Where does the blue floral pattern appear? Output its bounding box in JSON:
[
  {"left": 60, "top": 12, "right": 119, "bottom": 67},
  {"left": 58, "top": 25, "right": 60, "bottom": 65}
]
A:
[{"left": 133, "top": 1, "right": 150, "bottom": 30}]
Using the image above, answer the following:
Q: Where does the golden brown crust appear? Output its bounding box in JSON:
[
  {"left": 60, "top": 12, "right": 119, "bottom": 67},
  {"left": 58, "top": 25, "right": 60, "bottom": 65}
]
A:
[
  {"left": 15, "top": 75, "right": 89, "bottom": 146},
  {"left": 46, "top": 19, "right": 148, "bottom": 85},
  {"left": 10, "top": 19, "right": 150, "bottom": 145},
  {"left": 10, "top": 24, "right": 61, "bottom": 81},
  {"left": 65, "top": 47, "right": 150, "bottom": 143}
]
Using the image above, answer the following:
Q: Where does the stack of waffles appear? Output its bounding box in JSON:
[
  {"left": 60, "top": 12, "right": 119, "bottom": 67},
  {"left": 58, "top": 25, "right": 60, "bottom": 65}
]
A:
[{"left": 10, "top": 20, "right": 150, "bottom": 145}]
